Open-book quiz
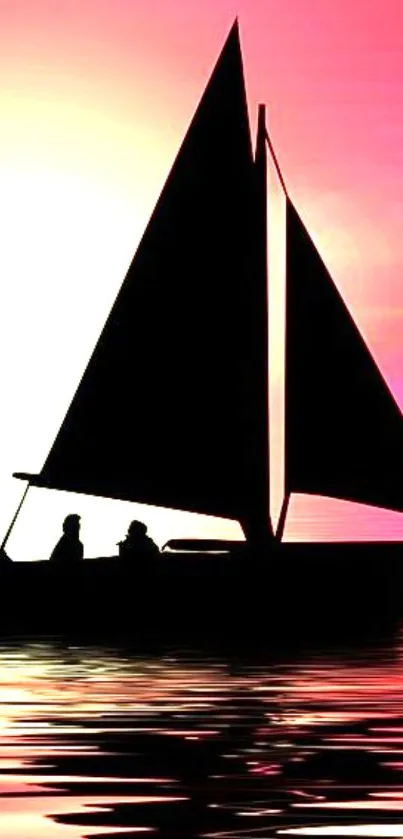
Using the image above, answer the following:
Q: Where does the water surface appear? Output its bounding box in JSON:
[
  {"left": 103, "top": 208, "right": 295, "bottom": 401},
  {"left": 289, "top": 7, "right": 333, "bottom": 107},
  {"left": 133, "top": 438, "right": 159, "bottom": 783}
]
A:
[{"left": 0, "top": 636, "right": 403, "bottom": 837}]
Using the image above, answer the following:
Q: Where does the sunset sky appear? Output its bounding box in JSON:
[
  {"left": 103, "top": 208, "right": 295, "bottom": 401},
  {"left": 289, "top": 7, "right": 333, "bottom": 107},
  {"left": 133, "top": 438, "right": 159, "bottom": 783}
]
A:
[{"left": 1, "top": 0, "right": 403, "bottom": 558}]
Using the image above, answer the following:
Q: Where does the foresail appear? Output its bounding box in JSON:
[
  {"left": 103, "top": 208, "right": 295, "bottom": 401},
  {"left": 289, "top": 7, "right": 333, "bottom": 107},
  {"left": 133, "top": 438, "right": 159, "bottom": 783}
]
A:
[
  {"left": 20, "top": 22, "right": 268, "bottom": 528},
  {"left": 285, "top": 198, "right": 403, "bottom": 513}
]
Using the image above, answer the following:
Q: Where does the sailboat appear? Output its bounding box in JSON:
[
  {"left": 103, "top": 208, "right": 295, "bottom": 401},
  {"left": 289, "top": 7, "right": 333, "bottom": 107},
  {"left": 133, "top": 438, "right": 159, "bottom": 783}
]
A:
[{"left": 2, "top": 21, "right": 403, "bottom": 642}]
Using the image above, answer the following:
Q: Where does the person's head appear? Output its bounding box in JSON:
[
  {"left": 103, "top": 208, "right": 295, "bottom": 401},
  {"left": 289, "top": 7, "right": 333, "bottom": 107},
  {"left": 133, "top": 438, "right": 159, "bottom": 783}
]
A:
[
  {"left": 63, "top": 514, "right": 81, "bottom": 538},
  {"left": 128, "top": 520, "right": 147, "bottom": 539}
]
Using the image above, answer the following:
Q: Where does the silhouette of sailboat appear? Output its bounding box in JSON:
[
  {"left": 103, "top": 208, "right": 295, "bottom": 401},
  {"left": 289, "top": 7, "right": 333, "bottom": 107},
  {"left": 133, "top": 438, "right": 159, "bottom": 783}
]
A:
[{"left": 4, "top": 21, "right": 403, "bottom": 642}]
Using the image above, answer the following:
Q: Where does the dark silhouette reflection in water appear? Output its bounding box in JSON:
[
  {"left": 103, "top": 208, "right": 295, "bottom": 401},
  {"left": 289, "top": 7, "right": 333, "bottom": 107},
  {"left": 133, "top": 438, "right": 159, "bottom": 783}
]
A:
[{"left": 3, "top": 639, "right": 403, "bottom": 837}]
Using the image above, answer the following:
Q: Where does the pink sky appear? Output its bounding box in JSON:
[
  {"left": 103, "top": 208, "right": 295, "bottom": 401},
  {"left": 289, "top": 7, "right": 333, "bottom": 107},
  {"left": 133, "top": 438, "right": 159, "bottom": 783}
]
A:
[{"left": 1, "top": 0, "right": 403, "bottom": 549}]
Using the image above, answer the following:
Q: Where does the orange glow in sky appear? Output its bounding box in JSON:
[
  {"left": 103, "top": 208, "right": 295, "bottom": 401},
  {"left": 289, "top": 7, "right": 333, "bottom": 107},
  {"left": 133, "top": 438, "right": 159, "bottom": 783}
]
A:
[{"left": 1, "top": 1, "right": 403, "bottom": 556}]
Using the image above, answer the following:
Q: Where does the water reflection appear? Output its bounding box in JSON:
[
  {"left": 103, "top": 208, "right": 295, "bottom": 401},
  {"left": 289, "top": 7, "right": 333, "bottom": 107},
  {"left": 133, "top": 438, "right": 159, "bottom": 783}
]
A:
[{"left": 1, "top": 639, "right": 403, "bottom": 836}]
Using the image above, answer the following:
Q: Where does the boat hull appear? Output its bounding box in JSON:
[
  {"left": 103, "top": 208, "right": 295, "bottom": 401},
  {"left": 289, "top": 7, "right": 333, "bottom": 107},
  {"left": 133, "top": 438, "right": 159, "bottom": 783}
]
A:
[{"left": 0, "top": 541, "right": 402, "bottom": 646}]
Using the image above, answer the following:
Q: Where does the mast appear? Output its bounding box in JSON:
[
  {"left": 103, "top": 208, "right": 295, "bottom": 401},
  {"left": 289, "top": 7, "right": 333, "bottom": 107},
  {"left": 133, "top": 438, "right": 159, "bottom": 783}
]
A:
[{"left": 240, "top": 104, "right": 274, "bottom": 545}]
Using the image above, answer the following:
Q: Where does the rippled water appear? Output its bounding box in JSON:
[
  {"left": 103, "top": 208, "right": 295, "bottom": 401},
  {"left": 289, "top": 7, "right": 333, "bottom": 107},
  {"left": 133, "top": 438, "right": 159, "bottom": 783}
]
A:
[{"left": 1, "top": 635, "right": 403, "bottom": 837}]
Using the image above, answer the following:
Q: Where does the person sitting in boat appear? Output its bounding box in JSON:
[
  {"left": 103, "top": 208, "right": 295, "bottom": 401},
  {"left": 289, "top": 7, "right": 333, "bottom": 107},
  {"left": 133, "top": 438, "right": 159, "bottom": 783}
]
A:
[
  {"left": 118, "top": 520, "right": 159, "bottom": 562},
  {"left": 50, "top": 514, "right": 84, "bottom": 563}
]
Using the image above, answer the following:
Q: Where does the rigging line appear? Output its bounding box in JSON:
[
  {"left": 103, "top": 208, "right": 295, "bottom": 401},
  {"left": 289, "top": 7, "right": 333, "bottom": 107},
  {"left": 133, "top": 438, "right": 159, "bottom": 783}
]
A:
[
  {"left": 265, "top": 129, "right": 289, "bottom": 199},
  {"left": 0, "top": 482, "right": 30, "bottom": 553},
  {"left": 275, "top": 492, "right": 291, "bottom": 542}
]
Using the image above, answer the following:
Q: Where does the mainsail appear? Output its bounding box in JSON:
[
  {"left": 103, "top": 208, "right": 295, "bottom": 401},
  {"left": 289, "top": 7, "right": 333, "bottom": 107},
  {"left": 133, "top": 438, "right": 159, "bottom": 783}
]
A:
[
  {"left": 285, "top": 197, "right": 403, "bottom": 513},
  {"left": 16, "top": 22, "right": 271, "bottom": 537}
]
